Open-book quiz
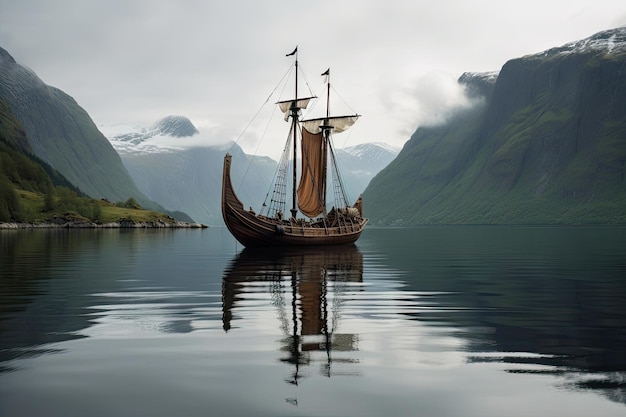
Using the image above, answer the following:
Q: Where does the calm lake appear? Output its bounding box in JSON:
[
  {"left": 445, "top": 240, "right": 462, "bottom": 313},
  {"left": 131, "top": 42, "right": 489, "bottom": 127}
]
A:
[{"left": 1, "top": 226, "right": 625, "bottom": 417}]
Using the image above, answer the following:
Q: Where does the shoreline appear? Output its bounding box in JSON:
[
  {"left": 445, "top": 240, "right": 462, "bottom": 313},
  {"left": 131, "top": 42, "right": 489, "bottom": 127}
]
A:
[{"left": 0, "top": 220, "right": 208, "bottom": 229}]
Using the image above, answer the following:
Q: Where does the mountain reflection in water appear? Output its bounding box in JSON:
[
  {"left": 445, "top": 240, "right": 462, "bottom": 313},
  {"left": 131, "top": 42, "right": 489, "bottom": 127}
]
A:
[{"left": 222, "top": 245, "right": 363, "bottom": 385}]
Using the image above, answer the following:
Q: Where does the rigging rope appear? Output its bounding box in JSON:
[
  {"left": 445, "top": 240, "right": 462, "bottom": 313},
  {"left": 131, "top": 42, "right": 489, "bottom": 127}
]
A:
[
  {"left": 228, "top": 63, "right": 293, "bottom": 190},
  {"left": 229, "top": 64, "right": 291, "bottom": 152},
  {"left": 329, "top": 85, "right": 360, "bottom": 150},
  {"left": 228, "top": 60, "right": 320, "bottom": 200},
  {"left": 328, "top": 142, "right": 351, "bottom": 208},
  {"left": 261, "top": 124, "right": 294, "bottom": 217}
]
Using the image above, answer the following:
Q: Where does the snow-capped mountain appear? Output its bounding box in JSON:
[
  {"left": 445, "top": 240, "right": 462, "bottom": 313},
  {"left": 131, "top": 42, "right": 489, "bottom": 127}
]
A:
[
  {"left": 459, "top": 71, "right": 499, "bottom": 84},
  {"left": 337, "top": 142, "right": 400, "bottom": 174},
  {"left": 334, "top": 142, "right": 400, "bottom": 199},
  {"left": 102, "top": 115, "right": 200, "bottom": 154},
  {"left": 458, "top": 71, "right": 499, "bottom": 100},
  {"left": 151, "top": 115, "right": 199, "bottom": 137},
  {"left": 455, "top": 27, "right": 626, "bottom": 104},
  {"left": 341, "top": 141, "right": 400, "bottom": 159},
  {"left": 537, "top": 26, "right": 626, "bottom": 58}
]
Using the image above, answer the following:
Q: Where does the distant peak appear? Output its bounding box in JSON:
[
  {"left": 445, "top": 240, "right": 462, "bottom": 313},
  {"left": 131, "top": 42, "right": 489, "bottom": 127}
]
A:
[
  {"left": 361, "top": 142, "right": 401, "bottom": 153},
  {"left": 150, "top": 115, "right": 199, "bottom": 137},
  {"left": 341, "top": 142, "right": 401, "bottom": 158}
]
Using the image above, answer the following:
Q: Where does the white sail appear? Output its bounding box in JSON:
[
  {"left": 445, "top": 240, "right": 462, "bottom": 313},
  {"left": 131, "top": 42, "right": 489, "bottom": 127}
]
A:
[
  {"left": 277, "top": 97, "right": 316, "bottom": 114},
  {"left": 302, "top": 115, "right": 359, "bottom": 134}
]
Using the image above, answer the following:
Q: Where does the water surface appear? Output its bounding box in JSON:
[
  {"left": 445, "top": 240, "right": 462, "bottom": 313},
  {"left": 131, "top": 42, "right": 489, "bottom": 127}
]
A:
[{"left": 1, "top": 226, "right": 625, "bottom": 416}]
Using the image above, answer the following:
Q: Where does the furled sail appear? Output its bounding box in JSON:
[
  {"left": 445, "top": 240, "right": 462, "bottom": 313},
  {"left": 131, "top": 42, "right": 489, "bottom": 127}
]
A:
[
  {"left": 297, "top": 128, "right": 326, "bottom": 218},
  {"left": 302, "top": 115, "right": 359, "bottom": 134}
]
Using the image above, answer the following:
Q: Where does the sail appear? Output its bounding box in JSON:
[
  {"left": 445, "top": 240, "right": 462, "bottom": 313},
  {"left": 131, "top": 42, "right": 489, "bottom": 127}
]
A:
[
  {"left": 302, "top": 115, "right": 359, "bottom": 134},
  {"left": 277, "top": 97, "right": 316, "bottom": 114},
  {"left": 297, "top": 128, "right": 326, "bottom": 218}
]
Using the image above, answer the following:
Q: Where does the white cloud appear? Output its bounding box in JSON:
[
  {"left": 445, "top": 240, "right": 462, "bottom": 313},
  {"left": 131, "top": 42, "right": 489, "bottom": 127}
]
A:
[
  {"left": 408, "top": 71, "right": 476, "bottom": 127},
  {"left": 2, "top": 0, "right": 625, "bottom": 157}
]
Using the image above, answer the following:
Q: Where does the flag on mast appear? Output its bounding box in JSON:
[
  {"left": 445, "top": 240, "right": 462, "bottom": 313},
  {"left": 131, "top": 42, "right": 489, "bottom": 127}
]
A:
[
  {"left": 321, "top": 68, "right": 330, "bottom": 83},
  {"left": 286, "top": 46, "right": 298, "bottom": 57}
]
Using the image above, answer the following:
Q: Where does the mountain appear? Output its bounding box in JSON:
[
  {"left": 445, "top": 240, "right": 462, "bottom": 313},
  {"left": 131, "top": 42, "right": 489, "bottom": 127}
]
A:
[
  {"left": 335, "top": 142, "right": 400, "bottom": 198},
  {"left": 105, "top": 120, "right": 276, "bottom": 225},
  {"left": 364, "top": 27, "right": 626, "bottom": 225},
  {"left": 108, "top": 115, "right": 199, "bottom": 149},
  {"left": 105, "top": 119, "right": 398, "bottom": 225},
  {"left": 1, "top": 97, "right": 83, "bottom": 193},
  {"left": 1, "top": 97, "right": 196, "bottom": 224},
  {"left": 0, "top": 46, "right": 151, "bottom": 204},
  {"left": 151, "top": 115, "right": 199, "bottom": 137},
  {"left": 120, "top": 144, "right": 275, "bottom": 226}
]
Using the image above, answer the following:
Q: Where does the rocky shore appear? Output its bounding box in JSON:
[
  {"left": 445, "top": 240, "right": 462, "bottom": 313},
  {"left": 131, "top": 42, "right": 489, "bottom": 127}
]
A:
[{"left": 0, "top": 220, "right": 208, "bottom": 229}]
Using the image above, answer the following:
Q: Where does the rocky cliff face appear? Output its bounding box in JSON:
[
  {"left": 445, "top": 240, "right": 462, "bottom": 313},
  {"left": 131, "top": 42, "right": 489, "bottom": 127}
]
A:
[
  {"left": 0, "top": 46, "right": 149, "bottom": 203},
  {"left": 364, "top": 27, "right": 626, "bottom": 225}
]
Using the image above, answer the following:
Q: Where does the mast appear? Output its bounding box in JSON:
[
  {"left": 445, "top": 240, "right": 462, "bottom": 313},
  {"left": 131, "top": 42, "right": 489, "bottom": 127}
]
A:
[
  {"left": 321, "top": 68, "right": 331, "bottom": 213},
  {"left": 289, "top": 47, "right": 299, "bottom": 220},
  {"left": 324, "top": 69, "right": 330, "bottom": 120},
  {"left": 274, "top": 48, "right": 316, "bottom": 220}
]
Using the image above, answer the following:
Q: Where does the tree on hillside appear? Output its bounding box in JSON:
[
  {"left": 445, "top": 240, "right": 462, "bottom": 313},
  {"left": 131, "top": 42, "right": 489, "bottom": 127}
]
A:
[{"left": 0, "top": 175, "right": 22, "bottom": 222}]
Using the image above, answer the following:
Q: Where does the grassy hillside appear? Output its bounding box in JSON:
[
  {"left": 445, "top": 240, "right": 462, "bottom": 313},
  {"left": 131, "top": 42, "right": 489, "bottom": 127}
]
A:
[
  {"left": 12, "top": 188, "right": 179, "bottom": 224},
  {"left": 1, "top": 137, "right": 181, "bottom": 224}
]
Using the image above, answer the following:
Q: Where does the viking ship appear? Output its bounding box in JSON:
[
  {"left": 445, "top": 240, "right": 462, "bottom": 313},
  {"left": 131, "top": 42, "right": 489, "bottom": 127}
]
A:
[{"left": 222, "top": 48, "right": 368, "bottom": 247}]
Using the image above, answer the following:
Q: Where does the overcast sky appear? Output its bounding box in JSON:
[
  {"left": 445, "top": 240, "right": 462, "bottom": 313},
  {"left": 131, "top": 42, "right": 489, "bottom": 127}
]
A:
[{"left": 1, "top": 0, "right": 625, "bottom": 158}]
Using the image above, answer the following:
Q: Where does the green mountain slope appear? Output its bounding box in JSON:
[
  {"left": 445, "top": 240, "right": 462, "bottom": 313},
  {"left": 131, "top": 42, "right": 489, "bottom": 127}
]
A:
[
  {"left": 1, "top": 99, "right": 193, "bottom": 224},
  {"left": 0, "top": 46, "right": 149, "bottom": 204},
  {"left": 364, "top": 27, "right": 626, "bottom": 225}
]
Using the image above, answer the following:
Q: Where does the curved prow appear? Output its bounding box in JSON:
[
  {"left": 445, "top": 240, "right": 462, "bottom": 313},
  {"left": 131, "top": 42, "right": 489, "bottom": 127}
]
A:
[{"left": 222, "top": 153, "right": 245, "bottom": 216}]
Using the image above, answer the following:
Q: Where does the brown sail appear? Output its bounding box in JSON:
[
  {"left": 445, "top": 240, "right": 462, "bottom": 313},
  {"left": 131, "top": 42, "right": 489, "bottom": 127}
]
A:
[{"left": 297, "top": 128, "right": 326, "bottom": 218}]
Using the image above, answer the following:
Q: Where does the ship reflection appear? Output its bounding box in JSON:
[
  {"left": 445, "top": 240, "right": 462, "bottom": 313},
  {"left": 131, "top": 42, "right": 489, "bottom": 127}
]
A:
[{"left": 222, "top": 245, "right": 363, "bottom": 384}]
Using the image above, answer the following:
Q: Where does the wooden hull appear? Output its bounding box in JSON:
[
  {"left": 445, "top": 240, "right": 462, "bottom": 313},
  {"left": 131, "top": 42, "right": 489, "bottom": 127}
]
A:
[{"left": 222, "top": 154, "right": 368, "bottom": 247}]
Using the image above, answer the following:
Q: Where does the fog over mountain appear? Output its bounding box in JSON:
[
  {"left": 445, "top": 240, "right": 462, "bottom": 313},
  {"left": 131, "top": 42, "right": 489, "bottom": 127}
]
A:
[{"left": 104, "top": 118, "right": 399, "bottom": 225}]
